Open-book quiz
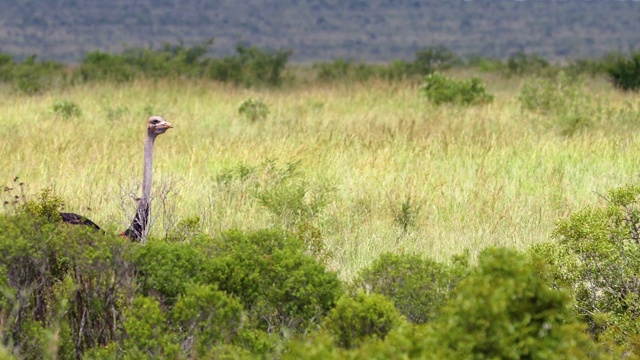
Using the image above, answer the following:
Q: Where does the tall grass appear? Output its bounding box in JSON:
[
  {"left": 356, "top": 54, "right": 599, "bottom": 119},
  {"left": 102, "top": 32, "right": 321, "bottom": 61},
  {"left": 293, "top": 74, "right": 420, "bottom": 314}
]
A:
[{"left": 1, "top": 76, "right": 639, "bottom": 280}]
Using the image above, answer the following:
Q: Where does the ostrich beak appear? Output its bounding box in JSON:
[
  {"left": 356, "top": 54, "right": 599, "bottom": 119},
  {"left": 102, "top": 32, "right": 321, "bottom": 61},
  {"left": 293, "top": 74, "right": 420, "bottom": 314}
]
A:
[{"left": 159, "top": 121, "right": 173, "bottom": 129}]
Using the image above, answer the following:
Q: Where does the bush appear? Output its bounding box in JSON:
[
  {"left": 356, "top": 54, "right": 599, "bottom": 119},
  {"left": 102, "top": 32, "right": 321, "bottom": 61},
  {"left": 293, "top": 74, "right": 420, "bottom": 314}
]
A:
[
  {"left": 411, "top": 45, "right": 460, "bottom": 76},
  {"left": 606, "top": 51, "right": 640, "bottom": 91},
  {"left": 171, "top": 284, "right": 246, "bottom": 357},
  {"left": 535, "top": 184, "right": 640, "bottom": 351},
  {"left": 123, "top": 297, "right": 181, "bottom": 359},
  {"left": 313, "top": 59, "right": 377, "bottom": 82},
  {"left": 0, "top": 191, "right": 136, "bottom": 358},
  {"left": 324, "top": 292, "right": 403, "bottom": 349},
  {"left": 419, "top": 71, "right": 493, "bottom": 106},
  {"left": 77, "top": 51, "right": 136, "bottom": 83},
  {"left": 207, "top": 44, "right": 291, "bottom": 86},
  {"left": 52, "top": 100, "right": 82, "bottom": 119},
  {"left": 351, "top": 252, "right": 468, "bottom": 324},
  {"left": 200, "top": 229, "right": 343, "bottom": 333},
  {"left": 77, "top": 42, "right": 291, "bottom": 87},
  {"left": 238, "top": 97, "right": 270, "bottom": 122},
  {"left": 133, "top": 239, "right": 204, "bottom": 305},
  {"left": 518, "top": 72, "right": 594, "bottom": 136},
  {"left": 506, "top": 52, "right": 552, "bottom": 77},
  {"left": 430, "top": 247, "right": 603, "bottom": 359}
]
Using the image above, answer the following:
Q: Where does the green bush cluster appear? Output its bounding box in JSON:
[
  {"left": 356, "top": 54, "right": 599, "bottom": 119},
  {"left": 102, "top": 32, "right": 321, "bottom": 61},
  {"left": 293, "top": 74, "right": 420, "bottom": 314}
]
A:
[
  {"left": 0, "top": 54, "right": 65, "bottom": 94},
  {"left": 419, "top": 71, "right": 494, "bottom": 105},
  {"left": 351, "top": 252, "right": 469, "bottom": 324},
  {"left": 286, "top": 248, "right": 606, "bottom": 359},
  {"left": 606, "top": 50, "right": 640, "bottom": 91},
  {"left": 238, "top": 97, "right": 270, "bottom": 122},
  {"left": 518, "top": 72, "right": 597, "bottom": 136},
  {"left": 0, "top": 44, "right": 635, "bottom": 92},
  {"left": 0, "top": 192, "right": 342, "bottom": 358},
  {"left": 531, "top": 184, "right": 640, "bottom": 354},
  {"left": 5, "top": 184, "right": 640, "bottom": 358},
  {"left": 312, "top": 45, "right": 461, "bottom": 82},
  {"left": 78, "top": 42, "right": 291, "bottom": 87}
]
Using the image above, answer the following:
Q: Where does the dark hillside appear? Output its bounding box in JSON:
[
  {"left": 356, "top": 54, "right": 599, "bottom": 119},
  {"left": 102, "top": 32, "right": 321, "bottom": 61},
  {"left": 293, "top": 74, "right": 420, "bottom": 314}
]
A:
[{"left": 1, "top": 0, "right": 639, "bottom": 62}]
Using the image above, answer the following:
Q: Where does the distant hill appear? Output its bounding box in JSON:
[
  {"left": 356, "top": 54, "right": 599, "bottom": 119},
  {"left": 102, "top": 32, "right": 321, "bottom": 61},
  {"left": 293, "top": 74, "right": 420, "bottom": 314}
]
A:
[{"left": 1, "top": 0, "right": 639, "bottom": 63}]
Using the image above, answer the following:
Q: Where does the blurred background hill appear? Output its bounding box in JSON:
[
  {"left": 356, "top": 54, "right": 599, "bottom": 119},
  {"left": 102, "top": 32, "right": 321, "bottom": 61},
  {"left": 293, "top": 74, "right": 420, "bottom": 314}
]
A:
[{"left": 1, "top": 0, "right": 639, "bottom": 63}]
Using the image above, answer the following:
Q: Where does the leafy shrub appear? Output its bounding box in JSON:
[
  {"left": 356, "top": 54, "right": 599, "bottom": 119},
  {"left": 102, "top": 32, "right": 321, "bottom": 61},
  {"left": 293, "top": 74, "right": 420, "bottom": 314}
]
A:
[
  {"left": 123, "top": 297, "right": 181, "bottom": 359},
  {"left": 77, "top": 51, "right": 136, "bottom": 83},
  {"left": 324, "top": 292, "right": 403, "bottom": 349},
  {"left": 171, "top": 284, "right": 246, "bottom": 357},
  {"left": 8, "top": 55, "right": 65, "bottom": 94},
  {"left": 77, "top": 42, "right": 291, "bottom": 87},
  {"left": 254, "top": 178, "right": 333, "bottom": 228},
  {"left": 411, "top": 45, "right": 460, "bottom": 75},
  {"left": 0, "top": 191, "right": 136, "bottom": 358},
  {"left": 200, "top": 229, "right": 343, "bottom": 333},
  {"left": 466, "top": 55, "right": 506, "bottom": 73},
  {"left": 506, "top": 52, "right": 552, "bottom": 77},
  {"left": 351, "top": 252, "right": 469, "bottom": 324},
  {"left": 518, "top": 72, "right": 594, "bottom": 136},
  {"left": 534, "top": 184, "right": 640, "bottom": 351},
  {"left": 133, "top": 239, "right": 204, "bottom": 305},
  {"left": 52, "top": 100, "right": 82, "bottom": 119},
  {"left": 392, "top": 195, "right": 421, "bottom": 233},
  {"left": 238, "top": 97, "right": 270, "bottom": 122},
  {"left": 207, "top": 44, "right": 291, "bottom": 86},
  {"left": 419, "top": 71, "right": 493, "bottom": 106},
  {"left": 606, "top": 51, "right": 640, "bottom": 91},
  {"left": 313, "top": 59, "right": 376, "bottom": 82},
  {"left": 430, "top": 247, "right": 603, "bottom": 359}
]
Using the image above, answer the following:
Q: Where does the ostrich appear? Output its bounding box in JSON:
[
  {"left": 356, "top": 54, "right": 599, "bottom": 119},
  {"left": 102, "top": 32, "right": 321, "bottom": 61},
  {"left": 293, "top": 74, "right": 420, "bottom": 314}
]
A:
[{"left": 59, "top": 115, "right": 173, "bottom": 242}]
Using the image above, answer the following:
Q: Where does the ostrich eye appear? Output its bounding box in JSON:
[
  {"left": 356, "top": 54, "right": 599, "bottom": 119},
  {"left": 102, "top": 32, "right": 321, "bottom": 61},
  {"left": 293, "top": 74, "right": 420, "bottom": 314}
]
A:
[{"left": 151, "top": 119, "right": 160, "bottom": 124}]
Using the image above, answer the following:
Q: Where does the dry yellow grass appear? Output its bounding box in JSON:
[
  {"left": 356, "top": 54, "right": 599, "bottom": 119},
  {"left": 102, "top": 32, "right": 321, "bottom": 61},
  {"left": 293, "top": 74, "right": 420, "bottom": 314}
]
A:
[{"left": 1, "top": 76, "right": 639, "bottom": 280}]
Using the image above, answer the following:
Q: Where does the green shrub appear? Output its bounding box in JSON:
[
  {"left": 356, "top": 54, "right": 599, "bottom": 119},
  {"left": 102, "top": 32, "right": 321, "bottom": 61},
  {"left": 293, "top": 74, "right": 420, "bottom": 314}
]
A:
[
  {"left": 324, "top": 292, "right": 403, "bottom": 349},
  {"left": 411, "top": 45, "right": 460, "bottom": 76},
  {"left": 518, "top": 72, "right": 594, "bottom": 136},
  {"left": 313, "top": 59, "right": 376, "bottom": 82},
  {"left": 52, "top": 100, "right": 82, "bottom": 119},
  {"left": 535, "top": 184, "right": 640, "bottom": 350},
  {"left": 254, "top": 178, "right": 333, "bottom": 229},
  {"left": 123, "top": 297, "right": 181, "bottom": 359},
  {"left": 238, "top": 98, "right": 270, "bottom": 122},
  {"left": 207, "top": 45, "right": 291, "bottom": 86},
  {"left": 420, "top": 71, "right": 493, "bottom": 106},
  {"left": 351, "top": 252, "right": 469, "bottom": 324},
  {"left": 200, "top": 229, "right": 343, "bottom": 333},
  {"left": 133, "top": 239, "right": 204, "bottom": 305},
  {"left": 171, "top": 284, "right": 245, "bottom": 357},
  {"left": 430, "top": 247, "right": 603, "bottom": 359},
  {"left": 506, "top": 52, "right": 552, "bottom": 77},
  {"left": 77, "top": 51, "right": 136, "bottom": 83},
  {"left": 606, "top": 51, "right": 640, "bottom": 91},
  {"left": 0, "top": 191, "right": 136, "bottom": 358}
]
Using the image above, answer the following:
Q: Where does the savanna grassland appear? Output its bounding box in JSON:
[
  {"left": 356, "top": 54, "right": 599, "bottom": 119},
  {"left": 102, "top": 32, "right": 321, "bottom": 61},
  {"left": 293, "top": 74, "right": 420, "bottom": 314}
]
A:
[{"left": 2, "top": 72, "right": 639, "bottom": 281}]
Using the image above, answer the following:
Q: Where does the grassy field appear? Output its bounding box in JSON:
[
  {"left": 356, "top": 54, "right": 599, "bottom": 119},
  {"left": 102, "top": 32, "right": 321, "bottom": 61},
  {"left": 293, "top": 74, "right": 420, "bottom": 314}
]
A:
[{"left": 1, "top": 74, "right": 639, "bottom": 280}]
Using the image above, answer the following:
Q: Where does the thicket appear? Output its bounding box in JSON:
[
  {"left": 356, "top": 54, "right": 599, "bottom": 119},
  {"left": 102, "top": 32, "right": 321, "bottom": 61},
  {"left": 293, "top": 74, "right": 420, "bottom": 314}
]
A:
[
  {"left": 419, "top": 71, "right": 494, "bottom": 106},
  {"left": 2, "top": 43, "right": 639, "bottom": 92},
  {"left": 4, "top": 183, "right": 640, "bottom": 358}
]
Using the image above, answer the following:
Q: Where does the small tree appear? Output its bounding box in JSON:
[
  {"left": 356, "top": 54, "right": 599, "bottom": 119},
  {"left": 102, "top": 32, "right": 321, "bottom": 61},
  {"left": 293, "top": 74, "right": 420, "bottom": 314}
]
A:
[
  {"left": 431, "top": 247, "right": 603, "bottom": 359},
  {"left": 606, "top": 51, "right": 640, "bottom": 91}
]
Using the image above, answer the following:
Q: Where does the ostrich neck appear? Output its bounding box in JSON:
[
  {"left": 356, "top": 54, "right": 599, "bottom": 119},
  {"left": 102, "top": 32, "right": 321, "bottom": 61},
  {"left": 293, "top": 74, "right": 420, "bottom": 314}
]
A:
[{"left": 142, "top": 132, "right": 157, "bottom": 206}]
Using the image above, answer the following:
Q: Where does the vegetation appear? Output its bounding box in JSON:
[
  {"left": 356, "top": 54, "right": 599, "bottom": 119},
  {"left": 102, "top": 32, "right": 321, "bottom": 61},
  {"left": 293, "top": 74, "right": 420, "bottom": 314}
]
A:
[
  {"left": 3, "top": 43, "right": 640, "bottom": 357},
  {"left": 419, "top": 71, "right": 493, "bottom": 106}
]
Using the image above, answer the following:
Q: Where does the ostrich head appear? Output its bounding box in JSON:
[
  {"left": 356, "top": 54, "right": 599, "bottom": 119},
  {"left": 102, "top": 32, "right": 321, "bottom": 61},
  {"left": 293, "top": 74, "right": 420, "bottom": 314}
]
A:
[{"left": 147, "top": 115, "right": 173, "bottom": 135}]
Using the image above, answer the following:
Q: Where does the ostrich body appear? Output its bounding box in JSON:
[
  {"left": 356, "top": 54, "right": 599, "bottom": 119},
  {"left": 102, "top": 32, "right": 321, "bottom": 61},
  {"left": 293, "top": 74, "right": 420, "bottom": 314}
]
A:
[{"left": 60, "top": 115, "right": 173, "bottom": 242}]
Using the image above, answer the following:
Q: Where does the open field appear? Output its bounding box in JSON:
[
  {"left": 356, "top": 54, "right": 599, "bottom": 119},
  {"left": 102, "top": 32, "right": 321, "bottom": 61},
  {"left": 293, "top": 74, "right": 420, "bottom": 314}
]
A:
[{"left": 1, "top": 74, "right": 639, "bottom": 280}]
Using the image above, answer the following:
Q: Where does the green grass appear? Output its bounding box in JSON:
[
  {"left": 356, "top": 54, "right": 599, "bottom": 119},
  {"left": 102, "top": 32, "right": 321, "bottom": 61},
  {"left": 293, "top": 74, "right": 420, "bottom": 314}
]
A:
[{"left": 1, "top": 76, "right": 639, "bottom": 280}]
